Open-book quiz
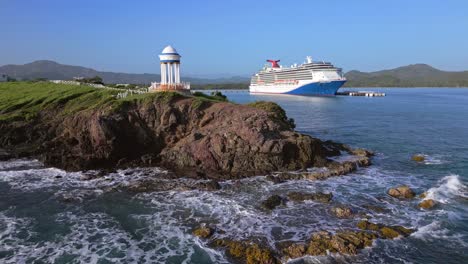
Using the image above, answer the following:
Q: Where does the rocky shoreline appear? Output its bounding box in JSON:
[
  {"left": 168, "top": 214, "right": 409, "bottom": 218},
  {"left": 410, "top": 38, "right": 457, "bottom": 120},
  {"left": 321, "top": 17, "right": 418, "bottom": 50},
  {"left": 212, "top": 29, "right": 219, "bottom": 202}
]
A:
[{"left": 0, "top": 90, "right": 372, "bottom": 180}]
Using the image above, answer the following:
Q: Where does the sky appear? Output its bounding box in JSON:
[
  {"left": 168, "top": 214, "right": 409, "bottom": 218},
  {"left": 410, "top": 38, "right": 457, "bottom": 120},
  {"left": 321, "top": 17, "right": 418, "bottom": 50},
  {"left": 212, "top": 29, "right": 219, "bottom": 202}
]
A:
[{"left": 1, "top": 0, "right": 468, "bottom": 77}]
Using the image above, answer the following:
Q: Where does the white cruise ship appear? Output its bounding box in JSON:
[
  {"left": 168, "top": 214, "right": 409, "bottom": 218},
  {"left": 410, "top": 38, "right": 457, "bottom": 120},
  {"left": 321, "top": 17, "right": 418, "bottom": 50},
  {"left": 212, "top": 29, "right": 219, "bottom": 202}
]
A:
[{"left": 249, "top": 56, "right": 346, "bottom": 95}]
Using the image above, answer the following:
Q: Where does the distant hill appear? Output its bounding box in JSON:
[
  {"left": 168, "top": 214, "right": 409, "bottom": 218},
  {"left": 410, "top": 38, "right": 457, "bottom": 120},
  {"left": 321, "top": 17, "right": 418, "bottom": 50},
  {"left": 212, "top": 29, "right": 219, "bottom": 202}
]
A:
[
  {"left": 2, "top": 61, "right": 467, "bottom": 87},
  {"left": 0, "top": 60, "right": 250, "bottom": 85},
  {"left": 344, "top": 64, "right": 468, "bottom": 87}
]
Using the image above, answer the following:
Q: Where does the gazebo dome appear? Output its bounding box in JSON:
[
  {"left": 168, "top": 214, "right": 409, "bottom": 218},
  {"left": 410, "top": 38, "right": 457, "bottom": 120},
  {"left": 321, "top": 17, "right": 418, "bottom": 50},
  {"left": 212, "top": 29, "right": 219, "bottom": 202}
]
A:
[{"left": 161, "top": 45, "right": 178, "bottom": 54}]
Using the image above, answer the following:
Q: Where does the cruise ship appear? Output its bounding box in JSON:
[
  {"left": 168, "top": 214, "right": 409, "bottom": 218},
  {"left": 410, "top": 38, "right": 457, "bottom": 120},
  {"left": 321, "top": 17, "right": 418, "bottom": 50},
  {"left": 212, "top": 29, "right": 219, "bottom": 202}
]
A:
[{"left": 249, "top": 56, "right": 346, "bottom": 95}]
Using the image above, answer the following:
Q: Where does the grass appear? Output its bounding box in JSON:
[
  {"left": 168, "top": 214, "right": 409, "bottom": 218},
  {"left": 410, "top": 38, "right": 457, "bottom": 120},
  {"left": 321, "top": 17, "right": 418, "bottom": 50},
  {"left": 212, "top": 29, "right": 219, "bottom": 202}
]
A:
[
  {"left": 247, "top": 101, "right": 296, "bottom": 129},
  {"left": 0, "top": 82, "right": 185, "bottom": 122}
]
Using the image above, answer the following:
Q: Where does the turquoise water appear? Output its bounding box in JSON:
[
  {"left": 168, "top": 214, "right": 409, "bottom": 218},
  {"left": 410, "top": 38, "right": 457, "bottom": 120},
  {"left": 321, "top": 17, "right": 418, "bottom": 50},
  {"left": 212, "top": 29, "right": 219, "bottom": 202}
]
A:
[{"left": 1, "top": 88, "right": 467, "bottom": 263}]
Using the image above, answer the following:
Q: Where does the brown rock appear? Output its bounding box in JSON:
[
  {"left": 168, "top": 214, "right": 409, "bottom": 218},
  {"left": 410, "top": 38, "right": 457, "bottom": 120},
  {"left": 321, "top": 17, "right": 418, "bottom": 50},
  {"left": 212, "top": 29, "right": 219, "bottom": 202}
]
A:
[
  {"left": 331, "top": 206, "right": 354, "bottom": 218},
  {"left": 411, "top": 154, "right": 425, "bottom": 162},
  {"left": 212, "top": 239, "right": 279, "bottom": 264},
  {"left": 261, "top": 195, "right": 285, "bottom": 210},
  {"left": 287, "top": 191, "right": 333, "bottom": 203},
  {"left": 357, "top": 220, "right": 415, "bottom": 239},
  {"left": 387, "top": 185, "right": 416, "bottom": 199},
  {"left": 193, "top": 225, "right": 214, "bottom": 238},
  {"left": 418, "top": 199, "right": 436, "bottom": 209}
]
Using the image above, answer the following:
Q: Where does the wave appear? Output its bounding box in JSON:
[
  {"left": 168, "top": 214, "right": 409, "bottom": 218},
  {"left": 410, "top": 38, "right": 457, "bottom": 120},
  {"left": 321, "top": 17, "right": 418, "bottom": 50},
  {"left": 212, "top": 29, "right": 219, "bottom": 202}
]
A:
[{"left": 424, "top": 175, "right": 467, "bottom": 204}]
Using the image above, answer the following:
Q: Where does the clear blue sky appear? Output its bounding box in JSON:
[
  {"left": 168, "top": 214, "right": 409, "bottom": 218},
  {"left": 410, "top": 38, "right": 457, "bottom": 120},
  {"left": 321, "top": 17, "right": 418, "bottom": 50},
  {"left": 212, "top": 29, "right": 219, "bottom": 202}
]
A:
[{"left": 1, "top": 0, "right": 467, "bottom": 77}]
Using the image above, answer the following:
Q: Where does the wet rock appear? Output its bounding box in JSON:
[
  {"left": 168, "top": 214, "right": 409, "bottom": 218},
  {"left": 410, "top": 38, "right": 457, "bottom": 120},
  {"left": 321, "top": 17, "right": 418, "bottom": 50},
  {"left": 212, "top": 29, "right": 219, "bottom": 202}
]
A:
[
  {"left": 306, "top": 230, "right": 377, "bottom": 256},
  {"left": 193, "top": 225, "right": 214, "bottom": 239},
  {"left": 411, "top": 154, "right": 425, "bottom": 162},
  {"left": 331, "top": 205, "right": 354, "bottom": 218},
  {"left": 0, "top": 149, "right": 12, "bottom": 161},
  {"left": 362, "top": 204, "right": 389, "bottom": 213},
  {"left": 357, "top": 220, "right": 415, "bottom": 239},
  {"left": 287, "top": 191, "right": 333, "bottom": 203},
  {"left": 212, "top": 239, "right": 280, "bottom": 264},
  {"left": 261, "top": 195, "right": 285, "bottom": 210},
  {"left": 418, "top": 199, "right": 436, "bottom": 209},
  {"left": 278, "top": 242, "right": 306, "bottom": 259},
  {"left": 265, "top": 175, "right": 285, "bottom": 184},
  {"left": 387, "top": 185, "right": 416, "bottom": 199},
  {"left": 419, "top": 192, "right": 428, "bottom": 199},
  {"left": 351, "top": 148, "right": 374, "bottom": 157},
  {"left": 193, "top": 180, "right": 221, "bottom": 191}
]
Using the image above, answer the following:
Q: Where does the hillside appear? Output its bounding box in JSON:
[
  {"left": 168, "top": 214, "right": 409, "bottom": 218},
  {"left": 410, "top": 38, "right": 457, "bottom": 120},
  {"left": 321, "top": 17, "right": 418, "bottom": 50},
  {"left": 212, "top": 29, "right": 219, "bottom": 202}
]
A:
[
  {"left": 0, "top": 81, "right": 361, "bottom": 178},
  {"left": 0, "top": 60, "right": 250, "bottom": 85},
  {"left": 344, "top": 64, "right": 468, "bottom": 87}
]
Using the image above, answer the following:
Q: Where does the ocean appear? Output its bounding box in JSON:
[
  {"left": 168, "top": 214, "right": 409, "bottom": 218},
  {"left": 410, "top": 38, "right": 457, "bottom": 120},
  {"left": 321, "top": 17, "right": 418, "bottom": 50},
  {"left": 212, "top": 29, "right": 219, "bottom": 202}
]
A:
[{"left": 1, "top": 88, "right": 467, "bottom": 263}]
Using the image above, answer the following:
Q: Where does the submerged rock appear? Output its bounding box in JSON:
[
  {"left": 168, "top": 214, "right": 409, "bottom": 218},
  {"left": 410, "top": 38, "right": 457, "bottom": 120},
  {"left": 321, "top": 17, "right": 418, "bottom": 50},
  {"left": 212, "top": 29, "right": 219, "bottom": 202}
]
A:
[
  {"left": 418, "top": 199, "right": 437, "bottom": 209},
  {"left": 261, "top": 195, "right": 285, "bottom": 210},
  {"left": 411, "top": 154, "right": 425, "bottom": 162},
  {"left": 193, "top": 225, "right": 214, "bottom": 239},
  {"left": 387, "top": 185, "right": 416, "bottom": 199},
  {"left": 331, "top": 205, "right": 354, "bottom": 218},
  {"left": 287, "top": 191, "right": 333, "bottom": 203}
]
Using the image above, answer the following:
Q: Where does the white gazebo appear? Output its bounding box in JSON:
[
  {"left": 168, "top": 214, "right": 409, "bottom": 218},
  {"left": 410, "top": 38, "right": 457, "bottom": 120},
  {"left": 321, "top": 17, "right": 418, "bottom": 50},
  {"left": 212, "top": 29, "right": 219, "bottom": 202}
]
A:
[{"left": 149, "top": 45, "right": 190, "bottom": 91}]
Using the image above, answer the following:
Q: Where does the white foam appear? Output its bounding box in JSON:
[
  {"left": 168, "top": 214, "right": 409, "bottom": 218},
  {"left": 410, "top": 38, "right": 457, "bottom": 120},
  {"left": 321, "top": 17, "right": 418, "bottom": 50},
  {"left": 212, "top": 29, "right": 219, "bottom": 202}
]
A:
[
  {"left": 412, "top": 221, "right": 467, "bottom": 247},
  {"left": 424, "top": 175, "right": 467, "bottom": 203},
  {"left": 0, "top": 211, "right": 229, "bottom": 264}
]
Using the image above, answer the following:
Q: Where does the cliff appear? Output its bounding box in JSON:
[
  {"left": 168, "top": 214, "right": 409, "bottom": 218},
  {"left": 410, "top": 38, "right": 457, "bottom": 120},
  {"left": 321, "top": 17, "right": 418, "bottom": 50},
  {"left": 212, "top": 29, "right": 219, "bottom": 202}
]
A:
[{"left": 0, "top": 82, "right": 364, "bottom": 179}]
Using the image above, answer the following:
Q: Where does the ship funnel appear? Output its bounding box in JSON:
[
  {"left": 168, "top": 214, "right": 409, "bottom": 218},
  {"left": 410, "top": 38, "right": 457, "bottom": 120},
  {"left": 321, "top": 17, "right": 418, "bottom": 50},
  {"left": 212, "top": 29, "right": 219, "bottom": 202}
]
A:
[{"left": 267, "top": 60, "right": 280, "bottom": 68}]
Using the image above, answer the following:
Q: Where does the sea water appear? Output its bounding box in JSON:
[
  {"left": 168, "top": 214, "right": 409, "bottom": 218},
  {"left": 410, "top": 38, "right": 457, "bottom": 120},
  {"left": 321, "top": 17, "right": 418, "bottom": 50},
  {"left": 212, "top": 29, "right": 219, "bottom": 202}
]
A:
[{"left": 0, "top": 88, "right": 467, "bottom": 263}]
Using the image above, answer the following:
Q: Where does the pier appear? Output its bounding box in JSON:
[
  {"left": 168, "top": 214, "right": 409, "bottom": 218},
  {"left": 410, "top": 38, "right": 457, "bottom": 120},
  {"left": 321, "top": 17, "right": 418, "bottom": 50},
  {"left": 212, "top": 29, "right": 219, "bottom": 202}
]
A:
[{"left": 336, "top": 91, "right": 386, "bottom": 97}]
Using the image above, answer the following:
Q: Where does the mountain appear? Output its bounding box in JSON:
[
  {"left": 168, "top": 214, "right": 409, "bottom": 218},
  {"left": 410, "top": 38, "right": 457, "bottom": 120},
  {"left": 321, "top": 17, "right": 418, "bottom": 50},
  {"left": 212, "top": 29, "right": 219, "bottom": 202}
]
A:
[
  {"left": 0, "top": 60, "right": 249, "bottom": 85},
  {"left": 344, "top": 64, "right": 468, "bottom": 87}
]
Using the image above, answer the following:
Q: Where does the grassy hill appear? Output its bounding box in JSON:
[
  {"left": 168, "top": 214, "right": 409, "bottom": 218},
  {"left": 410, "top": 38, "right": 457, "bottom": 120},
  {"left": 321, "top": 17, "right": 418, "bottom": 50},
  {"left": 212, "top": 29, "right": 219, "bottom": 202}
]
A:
[{"left": 344, "top": 64, "right": 468, "bottom": 87}]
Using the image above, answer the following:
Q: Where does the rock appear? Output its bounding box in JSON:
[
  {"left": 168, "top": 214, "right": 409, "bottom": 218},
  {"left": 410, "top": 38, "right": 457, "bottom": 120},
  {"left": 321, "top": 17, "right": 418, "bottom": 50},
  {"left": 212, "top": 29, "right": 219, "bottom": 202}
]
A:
[
  {"left": 306, "top": 230, "right": 377, "bottom": 256},
  {"left": 287, "top": 191, "right": 333, "bottom": 203},
  {"left": 193, "top": 180, "right": 221, "bottom": 191},
  {"left": 418, "top": 199, "right": 436, "bottom": 209},
  {"left": 265, "top": 175, "right": 285, "bottom": 184},
  {"left": 193, "top": 225, "right": 214, "bottom": 238},
  {"left": 278, "top": 242, "right": 306, "bottom": 259},
  {"left": 357, "top": 220, "right": 415, "bottom": 239},
  {"left": 411, "top": 154, "right": 425, "bottom": 162},
  {"left": 362, "top": 204, "right": 389, "bottom": 213},
  {"left": 212, "top": 239, "right": 279, "bottom": 264},
  {"left": 331, "top": 206, "right": 354, "bottom": 218},
  {"left": 261, "top": 195, "right": 285, "bottom": 210},
  {"left": 0, "top": 89, "right": 374, "bottom": 179},
  {"left": 419, "top": 192, "right": 428, "bottom": 199},
  {"left": 351, "top": 148, "right": 374, "bottom": 157},
  {"left": 387, "top": 185, "right": 416, "bottom": 199}
]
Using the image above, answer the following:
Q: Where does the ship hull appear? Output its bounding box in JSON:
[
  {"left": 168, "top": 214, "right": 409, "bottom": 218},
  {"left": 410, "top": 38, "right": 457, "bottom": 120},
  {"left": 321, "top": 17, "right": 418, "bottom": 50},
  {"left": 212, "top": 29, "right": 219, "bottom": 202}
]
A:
[{"left": 249, "top": 80, "right": 346, "bottom": 96}]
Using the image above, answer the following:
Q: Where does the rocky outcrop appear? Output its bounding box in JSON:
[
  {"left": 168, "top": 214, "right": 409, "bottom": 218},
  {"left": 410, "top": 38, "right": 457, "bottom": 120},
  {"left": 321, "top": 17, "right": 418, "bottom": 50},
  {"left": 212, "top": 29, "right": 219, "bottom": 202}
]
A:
[
  {"left": 287, "top": 192, "right": 333, "bottom": 203},
  {"left": 387, "top": 185, "right": 416, "bottom": 199},
  {"left": 193, "top": 225, "right": 214, "bottom": 239},
  {"left": 330, "top": 205, "right": 354, "bottom": 218},
  {"left": 0, "top": 93, "right": 369, "bottom": 179},
  {"left": 357, "top": 220, "right": 414, "bottom": 239},
  {"left": 418, "top": 199, "right": 436, "bottom": 209},
  {"left": 211, "top": 239, "right": 280, "bottom": 264},
  {"left": 261, "top": 195, "right": 285, "bottom": 210}
]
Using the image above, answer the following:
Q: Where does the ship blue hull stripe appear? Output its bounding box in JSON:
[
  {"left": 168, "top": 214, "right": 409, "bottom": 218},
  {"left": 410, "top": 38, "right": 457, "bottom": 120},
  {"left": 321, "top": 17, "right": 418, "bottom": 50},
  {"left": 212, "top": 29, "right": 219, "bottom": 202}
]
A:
[{"left": 285, "top": 80, "right": 346, "bottom": 95}]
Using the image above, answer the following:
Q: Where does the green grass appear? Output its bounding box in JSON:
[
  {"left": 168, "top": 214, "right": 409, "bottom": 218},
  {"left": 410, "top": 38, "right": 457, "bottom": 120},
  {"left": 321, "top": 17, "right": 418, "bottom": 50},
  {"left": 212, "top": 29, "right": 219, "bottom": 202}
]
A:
[
  {"left": 247, "top": 101, "right": 296, "bottom": 129},
  {"left": 0, "top": 82, "right": 185, "bottom": 122}
]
